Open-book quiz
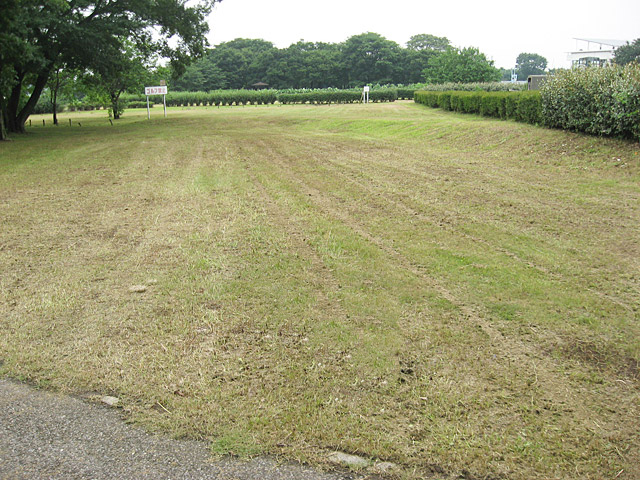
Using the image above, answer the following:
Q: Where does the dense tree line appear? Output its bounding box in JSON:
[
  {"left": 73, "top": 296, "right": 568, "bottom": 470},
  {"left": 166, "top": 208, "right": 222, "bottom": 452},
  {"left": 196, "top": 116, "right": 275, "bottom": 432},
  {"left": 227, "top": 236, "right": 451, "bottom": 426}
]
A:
[{"left": 173, "top": 33, "right": 501, "bottom": 91}]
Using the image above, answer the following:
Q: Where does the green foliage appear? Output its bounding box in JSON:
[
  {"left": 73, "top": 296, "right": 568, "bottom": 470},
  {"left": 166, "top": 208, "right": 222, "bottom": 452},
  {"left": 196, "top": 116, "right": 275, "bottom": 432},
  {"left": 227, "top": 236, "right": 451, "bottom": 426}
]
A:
[
  {"left": 174, "top": 33, "right": 499, "bottom": 92},
  {"left": 415, "top": 82, "right": 525, "bottom": 92},
  {"left": 415, "top": 90, "right": 542, "bottom": 125},
  {"left": 278, "top": 88, "right": 397, "bottom": 104},
  {"left": 86, "top": 41, "right": 151, "bottom": 119},
  {"left": 436, "top": 92, "right": 453, "bottom": 111},
  {"left": 516, "top": 53, "right": 548, "bottom": 81},
  {"left": 513, "top": 91, "right": 543, "bottom": 124},
  {"left": 541, "top": 64, "right": 640, "bottom": 140},
  {"left": 137, "top": 88, "right": 398, "bottom": 107},
  {"left": 423, "top": 47, "right": 501, "bottom": 84},
  {"left": 125, "top": 101, "right": 151, "bottom": 109},
  {"left": 340, "top": 32, "right": 402, "bottom": 87},
  {"left": 32, "top": 96, "right": 55, "bottom": 115},
  {"left": 1, "top": 0, "right": 216, "bottom": 134},
  {"left": 413, "top": 91, "right": 439, "bottom": 107},
  {"left": 406, "top": 34, "right": 450, "bottom": 52},
  {"left": 163, "top": 90, "right": 277, "bottom": 107},
  {"left": 397, "top": 88, "right": 417, "bottom": 100},
  {"left": 369, "top": 88, "right": 398, "bottom": 102},
  {"left": 614, "top": 38, "right": 640, "bottom": 66}
]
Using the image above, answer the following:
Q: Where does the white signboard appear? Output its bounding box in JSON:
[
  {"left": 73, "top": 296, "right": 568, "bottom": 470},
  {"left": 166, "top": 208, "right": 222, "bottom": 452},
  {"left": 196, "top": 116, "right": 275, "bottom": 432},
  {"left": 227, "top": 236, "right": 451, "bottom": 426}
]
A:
[
  {"left": 145, "top": 86, "right": 168, "bottom": 96},
  {"left": 362, "top": 85, "right": 370, "bottom": 104},
  {"left": 144, "top": 85, "right": 168, "bottom": 119}
]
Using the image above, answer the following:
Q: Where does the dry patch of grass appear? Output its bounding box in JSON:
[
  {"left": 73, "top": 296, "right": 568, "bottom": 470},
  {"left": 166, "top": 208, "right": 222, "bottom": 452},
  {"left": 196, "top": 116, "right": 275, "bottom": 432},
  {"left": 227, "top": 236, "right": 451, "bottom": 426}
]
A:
[{"left": 1, "top": 104, "right": 639, "bottom": 479}]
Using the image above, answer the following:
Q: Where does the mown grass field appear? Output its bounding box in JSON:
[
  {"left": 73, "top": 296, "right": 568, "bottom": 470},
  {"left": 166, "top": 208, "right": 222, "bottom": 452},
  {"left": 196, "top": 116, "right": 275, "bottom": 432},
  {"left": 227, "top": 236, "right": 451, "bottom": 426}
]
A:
[{"left": 1, "top": 102, "right": 639, "bottom": 479}]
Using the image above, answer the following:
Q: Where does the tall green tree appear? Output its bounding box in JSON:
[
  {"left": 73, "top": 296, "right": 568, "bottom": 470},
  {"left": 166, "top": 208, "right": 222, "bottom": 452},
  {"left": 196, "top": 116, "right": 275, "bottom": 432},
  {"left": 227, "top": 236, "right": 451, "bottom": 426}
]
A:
[
  {"left": 268, "top": 41, "right": 343, "bottom": 88},
  {"left": 341, "top": 33, "right": 402, "bottom": 86},
  {"left": 206, "top": 39, "right": 276, "bottom": 89},
  {"left": 0, "top": 0, "right": 42, "bottom": 140},
  {"left": 423, "top": 47, "right": 501, "bottom": 84},
  {"left": 406, "top": 34, "right": 450, "bottom": 52},
  {"left": 515, "top": 52, "right": 547, "bottom": 80},
  {"left": 1, "top": 0, "right": 216, "bottom": 136},
  {"left": 47, "top": 65, "right": 80, "bottom": 126},
  {"left": 174, "top": 50, "right": 227, "bottom": 91},
  {"left": 614, "top": 39, "right": 640, "bottom": 65},
  {"left": 86, "top": 42, "right": 151, "bottom": 119}
]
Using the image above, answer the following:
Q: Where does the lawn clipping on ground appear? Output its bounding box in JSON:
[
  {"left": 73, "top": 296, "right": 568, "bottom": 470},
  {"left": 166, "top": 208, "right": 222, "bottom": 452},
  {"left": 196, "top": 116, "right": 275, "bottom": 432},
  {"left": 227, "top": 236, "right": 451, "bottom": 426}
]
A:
[{"left": 1, "top": 103, "right": 639, "bottom": 479}]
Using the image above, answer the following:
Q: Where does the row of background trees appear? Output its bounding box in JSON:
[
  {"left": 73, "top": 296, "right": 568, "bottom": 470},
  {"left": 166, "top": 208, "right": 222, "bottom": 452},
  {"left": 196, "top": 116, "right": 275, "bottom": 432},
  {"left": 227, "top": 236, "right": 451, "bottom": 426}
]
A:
[
  {"left": 173, "top": 33, "right": 503, "bottom": 91},
  {"left": 173, "top": 34, "right": 640, "bottom": 90}
]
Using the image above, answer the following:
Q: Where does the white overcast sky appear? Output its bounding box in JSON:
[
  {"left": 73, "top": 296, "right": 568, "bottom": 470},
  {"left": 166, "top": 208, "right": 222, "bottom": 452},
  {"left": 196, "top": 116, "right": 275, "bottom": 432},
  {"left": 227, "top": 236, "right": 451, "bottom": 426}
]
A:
[{"left": 206, "top": 0, "right": 640, "bottom": 69}]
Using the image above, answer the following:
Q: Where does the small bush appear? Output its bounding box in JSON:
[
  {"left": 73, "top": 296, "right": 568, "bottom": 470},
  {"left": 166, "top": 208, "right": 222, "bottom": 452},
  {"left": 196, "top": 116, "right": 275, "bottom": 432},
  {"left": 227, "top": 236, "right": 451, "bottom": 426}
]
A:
[{"left": 32, "top": 97, "right": 55, "bottom": 114}]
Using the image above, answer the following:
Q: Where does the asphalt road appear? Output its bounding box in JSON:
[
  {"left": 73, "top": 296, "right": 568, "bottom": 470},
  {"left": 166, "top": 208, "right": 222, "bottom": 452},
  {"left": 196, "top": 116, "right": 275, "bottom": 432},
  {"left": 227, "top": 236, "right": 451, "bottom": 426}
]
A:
[{"left": 0, "top": 379, "right": 359, "bottom": 480}]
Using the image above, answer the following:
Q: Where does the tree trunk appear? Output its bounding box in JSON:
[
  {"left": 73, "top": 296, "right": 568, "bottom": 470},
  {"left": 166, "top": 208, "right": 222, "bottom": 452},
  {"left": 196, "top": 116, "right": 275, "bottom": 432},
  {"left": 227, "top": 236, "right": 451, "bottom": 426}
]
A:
[
  {"left": 7, "top": 72, "right": 25, "bottom": 133},
  {"left": 112, "top": 99, "right": 120, "bottom": 120},
  {"left": 0, "top": 107, "right": 7, "bottom": 141},
  {"left": 111, "top": 92, "right": 121, "bottom": 120},
  {"left": 7, "top": 70, "right": 50, "bottom": 133},
  {"left": 16, "top": 71, "right": 49, "bottom": 130},
  {"left": 52, "top": 68, "right": 60, "bottom": 125}
]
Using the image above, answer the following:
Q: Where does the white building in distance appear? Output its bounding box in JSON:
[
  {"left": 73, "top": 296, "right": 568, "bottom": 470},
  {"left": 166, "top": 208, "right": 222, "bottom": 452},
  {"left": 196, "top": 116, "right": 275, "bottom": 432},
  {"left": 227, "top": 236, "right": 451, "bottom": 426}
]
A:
[{"left": 567, "top": 38, "right": 627, "bottom": 67}]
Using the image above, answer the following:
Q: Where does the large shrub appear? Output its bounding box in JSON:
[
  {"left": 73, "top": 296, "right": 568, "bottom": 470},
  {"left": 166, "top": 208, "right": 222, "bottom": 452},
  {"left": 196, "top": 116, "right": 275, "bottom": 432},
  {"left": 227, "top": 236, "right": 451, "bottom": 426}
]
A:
[{"left": 541, "top": 64, "right": 640, "bottom": 140}]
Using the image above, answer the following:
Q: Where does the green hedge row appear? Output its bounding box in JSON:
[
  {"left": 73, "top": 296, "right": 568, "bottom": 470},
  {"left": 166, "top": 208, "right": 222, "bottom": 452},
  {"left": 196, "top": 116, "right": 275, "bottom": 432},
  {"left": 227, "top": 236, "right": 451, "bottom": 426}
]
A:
[
  {"left": 278, "top": 88, "right": 397, "bottom": 104},
  {"left": 415, "top": 66, "right": 640, "bottom": 141},
  {"left": 126, "top": 101, "right": 152, "bottom": 109},
  {"left": 122, "top": 88, "right": 398, "bottom": 106},
  {"left": 540, "top": 64, "right": 640, "bottom": 140},
  {"left": 121, "top": 90, "right": 277, "bottom": 106},
  {"left": 414, "top": 82, "right": 526, "bottom": 92},
  {"left": 388, "top": 84, "right": 524, "bottom": 101},
  {"left": 397, "top": 88, "right": 415, "bottom": 100},
  {"left": 167, "top": 90, "right": 278, "bottom": 106},
  {"left": 278, "top": 90, "right": 361, "bottom": 104},
  {"left": 414, "top": 90, "right": 542, "bottom": 125}
]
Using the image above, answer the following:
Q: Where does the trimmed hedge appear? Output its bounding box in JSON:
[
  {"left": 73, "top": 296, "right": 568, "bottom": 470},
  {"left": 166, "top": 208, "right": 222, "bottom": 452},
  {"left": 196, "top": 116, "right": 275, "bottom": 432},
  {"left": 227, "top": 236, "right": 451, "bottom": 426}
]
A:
[
  {"left": 278, "top": 88, "right": 397, "bottom": 104},
  {"left": 126, "top": 101, "right": 152, "bottom": 109},
  {"left": 540, "top": 64, "right": 640, "bottom": 140},
  {"left": 414, "top": 82, "right": 526, "bottom": 92},
  {"left": 124, "top": 87, "right": 397, "bottom": 108},
  {"left": 163, "top": 90, "right": 278, "bottom": 107},
  {"left": 397, "top": 88, "right": 416, "bottom": 100},
  {"left": 414, "top": 90, "right": 542, "bottom": 125},
  {"left": 278, "top": 90, "right": 361, "bottom": 104}
]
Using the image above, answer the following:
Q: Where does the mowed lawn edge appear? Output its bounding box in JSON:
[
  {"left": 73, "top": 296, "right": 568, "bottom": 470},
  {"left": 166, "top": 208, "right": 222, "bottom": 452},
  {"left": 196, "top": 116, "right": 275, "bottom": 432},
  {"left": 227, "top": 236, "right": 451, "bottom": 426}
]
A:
[{"left": 1, "top": 104, "right": 639, "bottom": 480}]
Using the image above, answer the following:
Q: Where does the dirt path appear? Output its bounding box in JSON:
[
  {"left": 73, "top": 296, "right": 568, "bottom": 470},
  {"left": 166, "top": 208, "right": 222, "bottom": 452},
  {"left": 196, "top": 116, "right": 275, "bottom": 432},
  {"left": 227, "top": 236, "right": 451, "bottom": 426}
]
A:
[{"left": 0, "top": 379, "right": 357, "bottom": 480}]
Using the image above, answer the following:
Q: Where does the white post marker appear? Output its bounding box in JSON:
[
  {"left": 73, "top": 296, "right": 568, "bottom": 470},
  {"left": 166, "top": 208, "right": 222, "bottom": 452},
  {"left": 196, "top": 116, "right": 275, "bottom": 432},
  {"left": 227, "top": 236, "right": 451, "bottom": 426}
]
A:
[
  {"left": 363, "top": 85, "right": 370, "bottom": 104},
  {"left": 160, "top": 80, "right": 167, "bottom": 118},
  {"left": 144, "top": 85, "right": 169, "bottom": 119}
]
